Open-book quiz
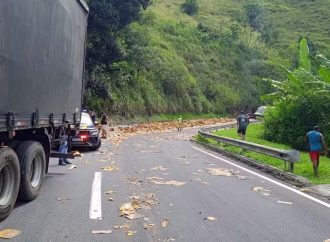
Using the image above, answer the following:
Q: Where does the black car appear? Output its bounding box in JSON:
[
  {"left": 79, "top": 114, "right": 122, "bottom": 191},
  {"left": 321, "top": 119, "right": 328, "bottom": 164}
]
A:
[{"left": 71, "top": 112, "right": 101, "bottom": 150}]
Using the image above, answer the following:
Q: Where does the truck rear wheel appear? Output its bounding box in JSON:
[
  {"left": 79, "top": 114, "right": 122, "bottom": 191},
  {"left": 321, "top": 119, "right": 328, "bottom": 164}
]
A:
[
  {"left": 0, "top": 147, "right": 20, "bottom": 222},
  {"left": 15, "top": 141, "right": 46, "bottom": 201}
]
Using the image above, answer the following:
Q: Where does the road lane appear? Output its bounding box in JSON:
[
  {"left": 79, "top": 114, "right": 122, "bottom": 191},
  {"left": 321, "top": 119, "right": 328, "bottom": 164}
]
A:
[{"left": 0, "top": 129, "right": 329, "bottom": 242}]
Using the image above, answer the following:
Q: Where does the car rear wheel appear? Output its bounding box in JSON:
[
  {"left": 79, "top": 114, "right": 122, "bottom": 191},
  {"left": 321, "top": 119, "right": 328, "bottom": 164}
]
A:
[{"left": 91, "top": 139, "right": 101, "bottom": 151}]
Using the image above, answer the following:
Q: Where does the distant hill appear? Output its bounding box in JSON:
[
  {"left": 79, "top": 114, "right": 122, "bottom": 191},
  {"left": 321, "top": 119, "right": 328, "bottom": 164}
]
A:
[{"left": 85, "top": 0, "right": 330, "bottom": 117}]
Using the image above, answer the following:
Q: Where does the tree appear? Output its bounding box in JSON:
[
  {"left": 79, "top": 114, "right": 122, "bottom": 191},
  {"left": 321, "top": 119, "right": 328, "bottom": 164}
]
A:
[{"left": 84, "top": 0, "right": 151, "bottom": 110}]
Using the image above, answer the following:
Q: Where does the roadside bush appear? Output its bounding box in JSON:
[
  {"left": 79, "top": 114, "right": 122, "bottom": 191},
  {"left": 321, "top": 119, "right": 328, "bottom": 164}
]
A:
[
  {"left": 181, "top": 0, "right": 199, "bottom": 16},
  {"left": 263, "top": 38, "right": 330, "bottom": 150},
  {"left": 264, "top": 93, "right": 330, "bottom": 150}
]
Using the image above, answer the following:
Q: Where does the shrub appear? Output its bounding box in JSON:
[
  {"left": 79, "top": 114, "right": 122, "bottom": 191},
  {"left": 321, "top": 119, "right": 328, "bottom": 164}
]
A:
[{"left": 181, "top": 0, "right": 199, "bottom": 16}]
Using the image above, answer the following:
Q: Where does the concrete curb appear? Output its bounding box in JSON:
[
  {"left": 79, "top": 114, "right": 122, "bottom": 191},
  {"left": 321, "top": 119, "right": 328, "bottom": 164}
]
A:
[{"left": 190, "top": 138, "right": 311, "bottom": 188}]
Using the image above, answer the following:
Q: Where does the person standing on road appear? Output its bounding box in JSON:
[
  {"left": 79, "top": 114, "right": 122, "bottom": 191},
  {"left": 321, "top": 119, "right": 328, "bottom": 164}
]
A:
[
  {"left": 237, "top": 111, "right": 249, "bottom": 140},
  {"left": 305, "top": 126, "right": 327, "bottom": 177},
  {"left": 177, "top": 116, "right": 183, "bottom": 132},
  {"left": 90, "top": 109, "right": 96, "bottom": 124},
  {"left": 100, "top": 112, "right": 108, "bottom": 139},
  {"left": 58, "top": 132, "right": 71, "bottom": 166}
]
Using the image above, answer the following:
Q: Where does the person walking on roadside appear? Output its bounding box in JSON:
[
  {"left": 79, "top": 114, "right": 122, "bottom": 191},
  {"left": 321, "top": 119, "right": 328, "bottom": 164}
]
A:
[
  {"left": 237, "top": 111, "right": 249, "bottom": 140},
  {"left": 177, "top": 116, "right": 183, "bottom": 131},
  {"left": 100, "top": 112, "right": 108, "bottom": 139},
  {"left": 305, "top": 126, "right": 327, "bottom": 177}
]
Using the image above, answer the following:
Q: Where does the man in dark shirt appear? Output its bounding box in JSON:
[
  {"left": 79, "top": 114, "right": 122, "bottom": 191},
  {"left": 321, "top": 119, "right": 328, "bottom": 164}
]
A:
[{"left": 237, "top": 111, "right": 249, "bottom": 140}]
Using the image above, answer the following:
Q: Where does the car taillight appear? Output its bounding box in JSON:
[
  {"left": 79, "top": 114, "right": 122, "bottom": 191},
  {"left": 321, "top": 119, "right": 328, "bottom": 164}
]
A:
[{"left": 80, "top": 135, "right": 88, "bottom": 140}]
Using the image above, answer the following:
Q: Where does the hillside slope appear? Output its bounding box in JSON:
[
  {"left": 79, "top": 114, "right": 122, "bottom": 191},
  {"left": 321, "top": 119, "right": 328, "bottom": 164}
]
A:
[{"left": 85, "top": 0, "right": 330, "bottom": 117}]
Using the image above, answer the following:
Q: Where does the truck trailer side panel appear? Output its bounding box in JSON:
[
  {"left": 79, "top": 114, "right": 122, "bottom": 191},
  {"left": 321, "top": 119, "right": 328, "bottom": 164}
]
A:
[{"left": 0, "top": 0, "right": 88, "bottom": 130}]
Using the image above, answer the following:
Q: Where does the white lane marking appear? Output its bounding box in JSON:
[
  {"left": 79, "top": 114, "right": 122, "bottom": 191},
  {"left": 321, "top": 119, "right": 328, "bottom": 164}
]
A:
[
  {"left": 89, "top": 172, "right": 103, "bottom": 219},
  {"left": 193, "top": 146, "right": 330, "bottom": 208}
]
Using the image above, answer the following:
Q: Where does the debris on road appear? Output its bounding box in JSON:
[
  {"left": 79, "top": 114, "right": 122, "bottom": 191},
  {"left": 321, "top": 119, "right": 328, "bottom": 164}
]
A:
[
  {"left": 207, "top": 168, "right": 235, "bottom": 177},
  {"left": 251, "top": 186, "right": 272, "bottom": 196},
  {"left": 56, "top": 197, "right": 71, "bottom": 201},
  {"left": 105, "top": 190, "right": 116, "bottom": 195},
  {"left": 131, "top": 200, "right": 142, "bottom": 209},
  {"left": 277, "top": 201, "right": 293, "bottom": 205},
  {"left": 150, "top": 166, "right": 167, "bottom": 171},
  {"left": 126, "top": 231, "right": 137, "bottom": 236},
  {"left": 101, "top": 163, "right": 119, "bottom": 171},
  {"left": 0, "top": 229, "right": 22, "bottom": 239},
  {"left": 110, "top": 118, "right": 234, "bottom": 145},
  {"left": 125, "top": 213, "right": 145, "bottom": 220},
  {"left": 67, "top": 164, "right": 77, "bottom": 170},
  {"left": 113, "top": 225, "right": 130, "bottom": 230},
  {"left": 91, "top": 230, "right": 112, "bottom": 234},
  {"left": 147, "top": 176, "right": 164, "bottom": 180},
  {"left": 237, "top": 175, "right": 247, "bottom": 180},
  {"left": 119, "top": 203, "right": 135, "bottom": 217},
  {"left": 143, "top": 223, "right": 155, "bottom": 230},
  {"left": 161, "top": 219, "right": 169, "bottom": 228},
  {"left": 204, "top": 216, "right": 217, "bottom": 221},
  {"left": 148, "top": 178, "right": 186, "bottom": 186}
]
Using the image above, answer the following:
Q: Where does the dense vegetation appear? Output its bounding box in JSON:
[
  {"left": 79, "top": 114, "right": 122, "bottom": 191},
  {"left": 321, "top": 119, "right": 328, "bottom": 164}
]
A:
[
  {"left": 84, "top": 0, "right": 330, "bottom": 118},
  {"left": 263, "top": 38, "right": 330, "bottom": 150}
]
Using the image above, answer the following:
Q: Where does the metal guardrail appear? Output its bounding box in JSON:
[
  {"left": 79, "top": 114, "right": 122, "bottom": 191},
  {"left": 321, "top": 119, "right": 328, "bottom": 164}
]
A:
[{"left": 198, "top": 129, "right": 300, "bottom": 172}]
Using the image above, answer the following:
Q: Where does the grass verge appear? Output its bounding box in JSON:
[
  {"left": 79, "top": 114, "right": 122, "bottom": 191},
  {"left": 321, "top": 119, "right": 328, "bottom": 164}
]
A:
[{"left": 197, "top": 123, "right": 330, "bottom": 185}]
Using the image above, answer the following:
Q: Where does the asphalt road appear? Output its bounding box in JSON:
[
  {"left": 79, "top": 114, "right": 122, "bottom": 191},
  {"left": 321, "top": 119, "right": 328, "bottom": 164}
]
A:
[{"left": 1, "top": 128, "right": 330, "bottom": 242}]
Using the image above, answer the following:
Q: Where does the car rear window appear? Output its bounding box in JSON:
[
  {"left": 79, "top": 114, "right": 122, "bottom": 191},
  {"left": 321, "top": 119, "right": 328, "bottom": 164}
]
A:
[{"left": 80, "top": 113, "right": 95, "bottom": 129}]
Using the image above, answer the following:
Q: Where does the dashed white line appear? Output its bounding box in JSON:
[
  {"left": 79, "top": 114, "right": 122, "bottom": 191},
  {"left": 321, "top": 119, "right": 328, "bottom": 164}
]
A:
[
  {"left": 89, "top": 172, "right": 103, "bottom": 219},
  {"left": 193, "top": 146, "right": 330, "bottom": 208}
]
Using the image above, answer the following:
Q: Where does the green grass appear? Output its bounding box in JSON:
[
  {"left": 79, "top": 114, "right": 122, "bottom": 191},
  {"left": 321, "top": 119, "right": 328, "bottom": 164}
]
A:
[{"left": 198, "top": 123, "right": 330, "bottom": 185}]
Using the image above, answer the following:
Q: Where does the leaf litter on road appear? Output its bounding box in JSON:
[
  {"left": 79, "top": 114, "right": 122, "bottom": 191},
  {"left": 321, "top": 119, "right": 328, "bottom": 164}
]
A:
[
  {"left": 0, "top": 229, "right": 22, "bottom": 239},
  {"left": 204, "top": 216, "right": 217, "bottom": 221},
  {"left": 161, "top": 219, "right": 169, "bottom": 228},
  {"left": 277, "top": 201, "right": 293, "bottom": 205},
  {"left": 113, "top": 224, "right": 130, "bottom": 230},
  {"left": 207, "top": 168, "right": 235, "bottom": 176},
  {"left": 101, "top": 162, "right": 119, "bottom": 171},
  {"left": 150, "top": 166, "right": 167, "bottom": 171},
  {"left": 56, "top": 197, "right": 71, "bottom": 201},
  {"left": 126, "top": 231, "right": 137, "bottom": 236},
  {"left": 105, "top": 190, "right": 116, "bottom": 195},
  {"left": 67, "top": 164, "right": 77, "bottom": 170},
  {"left": 251, "top": 186, "right": 272, "bottom": 196},
  {"left": 143, "top": 223, "right": 155, "bottom": 230},
  {"left": 125, "top": 213, "right": 144, "bottom": 220},
  {"left": 149, "top": 179, "right": 186, "bottom": 187},
  {"left": 91, "top": 230, "right": 112, "bottom": 234},
  {"left": 119, "top": 200, "right": 148, "bottom": 220}
]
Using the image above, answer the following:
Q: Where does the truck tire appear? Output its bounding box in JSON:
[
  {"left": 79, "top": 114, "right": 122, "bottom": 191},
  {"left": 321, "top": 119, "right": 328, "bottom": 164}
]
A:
[
  {"left": 0, "top": 147, "right": 20, "bottom": 222},
  {"left": 15, "top": 141, "right": 46, "bottom": 201}
]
